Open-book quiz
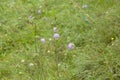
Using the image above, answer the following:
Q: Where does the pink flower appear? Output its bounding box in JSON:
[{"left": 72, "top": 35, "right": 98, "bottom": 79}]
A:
[
  {"left": 53, "top": 33, "right": 60, "bottom": 39},
  {"left": 40, "top": 38, "right": 45, "bottom": 43},
  {"left": 68, "top": 43, "right": 75, "bottom": 50}
]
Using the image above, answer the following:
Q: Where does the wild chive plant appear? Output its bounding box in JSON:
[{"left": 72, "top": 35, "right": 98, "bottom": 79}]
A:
[{"left": 53, "top": 27, "right": 61, "bottom": 79}]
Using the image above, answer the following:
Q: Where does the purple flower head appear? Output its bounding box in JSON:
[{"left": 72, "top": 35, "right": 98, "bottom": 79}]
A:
[
  {"left": 54, "top": 33, "right": 60, "bottom": 39},
  {"left": 68, "top": 43, "right": 75, "bottom": 50},
  {"left": 53, "top": 27, "right": 57, "bottom": 32},
  {"left": 40, "top": 38, "right": 45, "bottom": 43}
]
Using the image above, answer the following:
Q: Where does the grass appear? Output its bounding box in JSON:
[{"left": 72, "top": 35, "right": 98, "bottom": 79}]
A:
[{"left": 0, "top": 0, "right": 120, "bottom": 80}]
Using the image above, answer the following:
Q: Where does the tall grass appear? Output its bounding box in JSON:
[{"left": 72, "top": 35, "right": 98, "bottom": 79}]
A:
[{"left": 0, "top": 0, "right": 120, "bottom": 80}]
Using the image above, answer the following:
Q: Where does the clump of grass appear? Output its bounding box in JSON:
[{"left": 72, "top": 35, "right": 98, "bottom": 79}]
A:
[{"left": 0, "top": 0, "right": 120, "bottom": 80}]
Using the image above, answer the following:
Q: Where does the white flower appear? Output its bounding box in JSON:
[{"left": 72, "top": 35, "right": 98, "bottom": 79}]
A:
[
  {"left": 53, "top": 27, "right": 57, "bottom": 32},
  {"left": 82, "top": 4, "right": 88, "bottom": 8},
  {"left": 29, "top": 63, "right": 34, "bottom": 67},
  {"left": 40, "top": 38, "right": 45, "bottom": 43},
  {"left": 38, "top": 10, "right": 41, "bottom": 14},
  {"left": 47, "top": 50, "right": 50, "bottom": 53}
]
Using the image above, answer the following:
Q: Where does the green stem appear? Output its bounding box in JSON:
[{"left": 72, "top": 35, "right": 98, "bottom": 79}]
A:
[{"left": 54, "top": 39, "right": 59, "bottom": 80}]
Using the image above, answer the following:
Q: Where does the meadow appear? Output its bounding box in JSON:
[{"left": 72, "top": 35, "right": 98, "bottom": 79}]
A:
[{"left": 0, "top": 0, "right": 120, "bottom": 80}]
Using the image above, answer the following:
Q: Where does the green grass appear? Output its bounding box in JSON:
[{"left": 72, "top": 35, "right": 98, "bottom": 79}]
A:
[{"left": 0, "top": 0, "right": 120, "bottom": 80}]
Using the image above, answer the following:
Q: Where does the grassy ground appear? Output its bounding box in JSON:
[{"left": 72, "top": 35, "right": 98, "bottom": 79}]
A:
[{"left": 0, "top": 0, "right": 120, "bottom": 80}]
